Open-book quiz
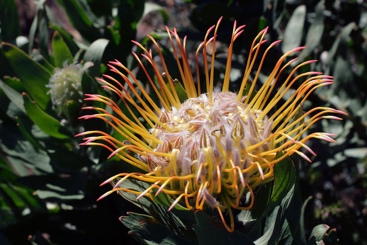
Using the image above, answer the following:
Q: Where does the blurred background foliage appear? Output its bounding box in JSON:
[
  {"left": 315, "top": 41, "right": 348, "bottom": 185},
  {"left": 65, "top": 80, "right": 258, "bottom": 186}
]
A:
[{"left": 0, "top": 0, "right": 366, "bottom": 244}]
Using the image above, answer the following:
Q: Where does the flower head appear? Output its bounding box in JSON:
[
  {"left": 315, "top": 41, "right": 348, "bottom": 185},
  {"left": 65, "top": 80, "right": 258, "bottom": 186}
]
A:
[
  {"left": 78, "top": 18, "right": 345, "bottom": 232},
  {"left": 47, "top": 62, "right": 86, "bottom": 117}
]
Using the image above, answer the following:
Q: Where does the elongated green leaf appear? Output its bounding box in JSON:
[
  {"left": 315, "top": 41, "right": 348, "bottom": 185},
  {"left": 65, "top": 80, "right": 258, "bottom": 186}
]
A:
[
  {"left": 0, "top": 120, "right": 52, "bottom": 176},
  {"left": 16, "top": 116, "right": 46, "bottom": 150},
  {"left": 271, "top": 155, "right": 296, "bottom": 205},
  {"left": 151, "top": 189, "right": 189, "bottom": 211},
  {"left": 11, "top": 184, "right": 43, "bottom": 210},
  {"left": 296, "top": 1, "right": 325, "bottom": 63},
  {"left": 34, "top": 185, "right": 84, "bottom": 201},
  {"left": 29, "top": 174, "right": 86, "bottom": 201},
  {"left": 0, "top": 157, "right": 17, "bottom": 182},
  {"left": 27, "top": 0, "right": 50, "bottom": 60},
  {"left": 38, "top": 7, "right": 50, "bottom": 61},
  {"left": 112, "top": 178, "right": 197, "bottom": 242},
  {"left": 0, "top": 183, "right": 27, "bottom": 209},
  {"left": 254, "top": 206, "right": 281, "bottom": 245},
  {"left": 28, "top": 0, "right": 46, "bottom": 53},
  {"left": 121, "top": 212, "right": 194, "bottom": 245},
  {"left": 2, "top": 75, "right": 25, "bottom": 92},
  {"left": 49, "top": 24, "right": 79, "bottom": 55},
  {"left": 0, "top": 77, "right": 25, "bottom": 113},
  {"left": 52, "top": 31, "right": 73, "bottom": 67},
  {"left": 23, "top": 93, "right": 70, "bottom": 139},
  {"left": 254, "top": 184, "right": 299, "bottom": 245},
  {"left": 324, "top": 22, "right": 356, "bottom": 76},
  {"left": 83, "top": 38, "right": 109, "bottom": 77},
  {"left": 167, "top": 78, "right": 188, "bottom": 103},
  {"left": 282, "top": 5, "right": 306, "bottom": 53},
  {"left": 2, "top": 43, "right": 51, "bottom": 110}
]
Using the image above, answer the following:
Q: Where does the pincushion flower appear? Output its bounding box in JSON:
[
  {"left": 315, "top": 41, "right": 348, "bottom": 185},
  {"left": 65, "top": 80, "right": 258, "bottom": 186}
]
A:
[
  {"left": 77, "top": 18, "right": 345, "bottom": 232},
  {"left": 47, "top": 63, "right": 85, "bottom": 116}
]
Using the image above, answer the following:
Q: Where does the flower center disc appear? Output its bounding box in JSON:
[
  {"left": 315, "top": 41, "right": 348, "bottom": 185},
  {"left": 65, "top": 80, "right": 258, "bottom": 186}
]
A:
[{"left": 147, "top": 92, "right": 275, "bottom": 188}]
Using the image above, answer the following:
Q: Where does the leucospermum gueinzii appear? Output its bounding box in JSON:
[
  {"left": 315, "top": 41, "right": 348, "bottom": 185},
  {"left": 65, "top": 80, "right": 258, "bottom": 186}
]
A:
[
  {"left": 47, "top": 63, "right": 85, "bottom": 116},
  {"left": 78, "top": 18, "right": 345, "bottom": 232}
]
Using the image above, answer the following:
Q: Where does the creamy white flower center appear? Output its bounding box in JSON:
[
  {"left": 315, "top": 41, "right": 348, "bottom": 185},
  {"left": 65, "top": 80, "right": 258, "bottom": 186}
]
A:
[{"left": 147, "top": 92, "right": 274, "bottom": 182}]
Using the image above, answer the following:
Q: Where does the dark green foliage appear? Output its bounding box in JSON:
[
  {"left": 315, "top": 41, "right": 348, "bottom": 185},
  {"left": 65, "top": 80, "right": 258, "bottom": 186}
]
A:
[
  {"left": 0, "top": 0, "right": 365, "bottom": 244},
  {"left": 0, "top": 0, "right": 166, "bottom": 243}
]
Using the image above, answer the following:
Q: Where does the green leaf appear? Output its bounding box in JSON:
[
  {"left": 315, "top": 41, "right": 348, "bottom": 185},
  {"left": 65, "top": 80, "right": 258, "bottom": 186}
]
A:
[
  {"left": 2, "top": 43, "right": 51, "bottom": 110},
  {"left": 166, "top": 78, "right": 188, "bottom": 103},
  {"left": 49, "top": 24, "right": 79, "bottom": 55},
  {"left": 258, "top": 16, "right": 268, "bottom": 32},
  {"left": 83, "top": 38, "right": 109, "bottom": 77},
  {"left": 11, "top": 184, "right": 43, "bottom": 210},
  {"left": 295, "top": 1, "right": 325, "bottom": 64},
  {"left": 309, "top": 224, "right": 338, "bottom": 243},
  {"left": 0, "top": 157, "right": 17, "bottom": 182},
  {"left": 344, "top": 147, "right": 367, "bottom": 158},
  {"left": 325, "top": 22, "right": 356, "bottom": 75},
  {"left": 253, "top": 206, "right": 281, "bottom": 245},
  {"left": 120, "top": 212, "right": 193, "bottom": 245},
  {"left": 0, "top": 77, "right": 26, "bottom": 114},
  {"left": 0, "top": 183, "right": 27, "bottom": 210},
  {"left": 242, "top": 79, "right": 257, "bottom": 100},
  {"left": 52, "top": 31, "right": 74, "bottom": 68},
  {"left": 112, "top": 178, "right": 197, "bottom": 242},
  {"left": 254, "top": 184, "right": 299, "bottom": 245},
  {"left": 0, "top": 79, "right": 24, "bottom": 120},
  {"left": 333, "top": 55, "right": 353, "bottom": 97},
  {"left": 33, "top": 179, "right": 84, "bottom": 201},
  {"left": 310, "top": 224, "right": 329, "bottom": 240},
  {"left": 0, "top": 120, "right": 53, "bottom": 176},
  {"left": 271, "top": 154, "right": 296, "bottom": 205},
  {"left": 38, "top": 7, "right": 50, "bottom": 61},
  {"left": 28, "top": 0, "right": 49, "bottom": 60},
  {"left": 151, "top": 189, "right": 189, "bottom": 211},
  {"left": 138, "top": 2, "right": 169, "bottom": 27},
  {"left": 282, "top": 5, "right": 306, "bottom": 53},
  {"left": 23, "top": 93, "right": 70, "bottom": 139},
  {"left": 16, "top": 116, "right": 46, "bottom": 150}
]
